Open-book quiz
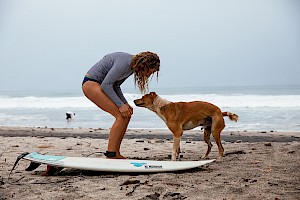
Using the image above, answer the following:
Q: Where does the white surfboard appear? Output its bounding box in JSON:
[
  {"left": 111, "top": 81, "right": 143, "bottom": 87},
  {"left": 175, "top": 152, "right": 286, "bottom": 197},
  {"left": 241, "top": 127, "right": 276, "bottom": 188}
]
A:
[{"left": 23, "top": 152, "right": 215, "bottom": 173}]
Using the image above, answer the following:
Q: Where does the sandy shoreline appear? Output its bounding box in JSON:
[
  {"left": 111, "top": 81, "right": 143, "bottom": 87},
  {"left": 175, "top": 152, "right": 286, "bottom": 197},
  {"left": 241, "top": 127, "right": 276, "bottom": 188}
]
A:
[
  {"left": 1, "top": 126, "right": 300, "bottom": 199},
  {"left": 0, "top": 126, "right": 299, "bottom": 142}
]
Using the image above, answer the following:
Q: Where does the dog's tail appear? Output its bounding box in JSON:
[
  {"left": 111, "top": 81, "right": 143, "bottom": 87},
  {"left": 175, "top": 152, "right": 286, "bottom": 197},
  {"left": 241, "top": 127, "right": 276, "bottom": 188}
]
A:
[{"left": 222, "top": 112, "right": 239, "bottom": 122}]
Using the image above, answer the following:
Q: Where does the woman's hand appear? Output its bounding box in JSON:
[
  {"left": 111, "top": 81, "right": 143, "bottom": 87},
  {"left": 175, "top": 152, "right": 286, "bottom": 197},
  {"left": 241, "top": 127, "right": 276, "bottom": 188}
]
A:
[
  {"left": 119, "top": 104, "right": 133, "bottom": 117},
  {"left": 126, "top": 103, "right": 133, "bottom": 114}
]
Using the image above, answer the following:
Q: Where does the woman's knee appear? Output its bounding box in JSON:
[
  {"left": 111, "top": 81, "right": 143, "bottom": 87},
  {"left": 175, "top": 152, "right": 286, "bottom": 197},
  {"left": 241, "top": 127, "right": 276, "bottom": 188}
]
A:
[{"left": 115, "top": 114, "right": 131, "bottom": 124}]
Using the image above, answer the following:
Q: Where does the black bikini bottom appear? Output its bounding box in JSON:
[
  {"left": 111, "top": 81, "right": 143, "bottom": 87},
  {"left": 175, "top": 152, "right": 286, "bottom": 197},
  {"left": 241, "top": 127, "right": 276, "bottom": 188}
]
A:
[{"left": 82, "top": 75, "right": 101, "bottom": 85}]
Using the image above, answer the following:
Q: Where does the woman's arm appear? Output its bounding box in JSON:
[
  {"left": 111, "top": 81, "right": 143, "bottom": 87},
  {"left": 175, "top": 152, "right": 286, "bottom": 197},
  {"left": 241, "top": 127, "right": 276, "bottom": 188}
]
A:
[{"left": 113, "top": 78, "right": 127, "bottom": 104}]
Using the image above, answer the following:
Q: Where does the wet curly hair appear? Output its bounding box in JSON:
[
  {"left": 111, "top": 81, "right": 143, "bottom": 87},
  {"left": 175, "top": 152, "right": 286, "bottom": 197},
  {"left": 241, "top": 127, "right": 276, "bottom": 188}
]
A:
[{"left": 132, "top": 51, "right": 160, "bottom": 94}]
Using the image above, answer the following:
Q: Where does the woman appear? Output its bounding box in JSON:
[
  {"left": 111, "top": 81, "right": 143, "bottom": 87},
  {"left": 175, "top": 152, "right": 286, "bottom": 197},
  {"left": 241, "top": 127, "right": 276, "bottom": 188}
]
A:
[{"left": 82, "top": 51, "right": 160, "bottom": 159}]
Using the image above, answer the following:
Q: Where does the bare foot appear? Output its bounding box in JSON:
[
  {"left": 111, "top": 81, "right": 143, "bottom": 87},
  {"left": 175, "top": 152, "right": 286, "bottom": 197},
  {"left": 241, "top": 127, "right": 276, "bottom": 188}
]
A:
[
  {"left": 106, "top": 154, "right": 127, "bottom": 159},
  {"left": 116, "top": 154, "right": 127, "bottom": 159}
]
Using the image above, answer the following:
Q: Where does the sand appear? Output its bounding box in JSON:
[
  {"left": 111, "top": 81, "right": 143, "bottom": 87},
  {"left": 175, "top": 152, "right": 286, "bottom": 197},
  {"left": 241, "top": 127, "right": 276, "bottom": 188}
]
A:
[{"left": 0, "top": 126, "right": 299, "bottom": 200}]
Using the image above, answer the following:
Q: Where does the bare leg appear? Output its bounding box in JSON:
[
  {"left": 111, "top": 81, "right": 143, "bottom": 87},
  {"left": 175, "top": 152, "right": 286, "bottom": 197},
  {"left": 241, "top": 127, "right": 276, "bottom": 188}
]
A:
[
  {"left": 110, "top": 116, "right": 130, "bottom": 158},
  {"left": 82, "top": 81, "right": 130, "bottom": 159}
]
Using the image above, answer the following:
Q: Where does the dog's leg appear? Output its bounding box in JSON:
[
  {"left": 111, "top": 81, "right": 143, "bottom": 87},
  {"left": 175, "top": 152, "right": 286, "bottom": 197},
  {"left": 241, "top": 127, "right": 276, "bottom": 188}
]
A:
[
  {"left": 211, "top": 115, "right": 225, "bottom": 161},
  {"left": 172, "top": 136, "right": 181, "bottom": 161},
  {"left": 202, "top": 126, "right": 212, "bottom": 159},
  {"left": 167, "top": 122, "right": 183, "bottom": 161}
]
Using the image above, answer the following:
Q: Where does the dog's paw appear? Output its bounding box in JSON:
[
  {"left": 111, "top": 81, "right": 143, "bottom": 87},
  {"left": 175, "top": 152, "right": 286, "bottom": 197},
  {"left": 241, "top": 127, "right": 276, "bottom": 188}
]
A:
[{"left": 217, "top": 157, "right": 223, "bottom": 162}]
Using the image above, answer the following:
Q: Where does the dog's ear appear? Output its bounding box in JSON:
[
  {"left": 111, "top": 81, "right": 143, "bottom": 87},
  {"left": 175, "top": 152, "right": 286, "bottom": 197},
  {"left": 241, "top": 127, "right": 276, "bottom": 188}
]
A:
[{"left": 150, "top": 92, "right": 157, "bottom": 97}]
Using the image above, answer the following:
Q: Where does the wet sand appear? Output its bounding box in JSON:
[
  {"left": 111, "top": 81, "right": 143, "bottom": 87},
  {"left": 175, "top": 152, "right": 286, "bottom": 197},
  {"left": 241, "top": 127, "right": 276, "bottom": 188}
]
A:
[{"left": 0, "top": 126, "right": 299, "bottom": 200}]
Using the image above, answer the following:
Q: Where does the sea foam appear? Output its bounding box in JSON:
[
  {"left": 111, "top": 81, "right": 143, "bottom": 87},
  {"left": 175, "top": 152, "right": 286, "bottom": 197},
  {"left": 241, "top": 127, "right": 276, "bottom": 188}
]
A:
[{"left": 0, "top": 93, "right": 300, "bottom": 109}]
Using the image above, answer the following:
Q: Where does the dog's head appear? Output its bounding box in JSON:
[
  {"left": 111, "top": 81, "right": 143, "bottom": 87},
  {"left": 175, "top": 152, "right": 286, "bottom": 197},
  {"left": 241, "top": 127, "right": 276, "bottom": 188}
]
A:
[{"left": 134, "top": 92, "right": 158, "bottom": 108}]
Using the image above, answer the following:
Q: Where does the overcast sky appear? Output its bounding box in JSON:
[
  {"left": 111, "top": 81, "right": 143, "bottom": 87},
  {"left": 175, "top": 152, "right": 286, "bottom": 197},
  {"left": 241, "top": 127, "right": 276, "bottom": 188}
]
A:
[{"left": 0, "top": 0, "right": 299, "bottom": 92}]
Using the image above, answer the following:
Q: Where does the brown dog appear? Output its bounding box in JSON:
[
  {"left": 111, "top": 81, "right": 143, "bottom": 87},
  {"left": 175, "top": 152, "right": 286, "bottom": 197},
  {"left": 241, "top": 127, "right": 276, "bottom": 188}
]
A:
[{"left": 134, "top": 92, "right": 238, "bottom": 161}]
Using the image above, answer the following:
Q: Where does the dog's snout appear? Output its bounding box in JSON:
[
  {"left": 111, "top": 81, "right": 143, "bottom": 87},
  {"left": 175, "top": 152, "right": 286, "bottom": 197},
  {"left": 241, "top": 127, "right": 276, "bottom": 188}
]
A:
[{"left": 134, "top": 99, "right": 145, "bottom": 107}]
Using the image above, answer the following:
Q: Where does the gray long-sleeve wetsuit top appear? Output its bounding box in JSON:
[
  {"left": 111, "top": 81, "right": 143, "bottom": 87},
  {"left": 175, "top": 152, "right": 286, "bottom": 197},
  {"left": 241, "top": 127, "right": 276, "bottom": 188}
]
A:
[{"left": 87, "top": 52, "right": 133, "bottom": 107}]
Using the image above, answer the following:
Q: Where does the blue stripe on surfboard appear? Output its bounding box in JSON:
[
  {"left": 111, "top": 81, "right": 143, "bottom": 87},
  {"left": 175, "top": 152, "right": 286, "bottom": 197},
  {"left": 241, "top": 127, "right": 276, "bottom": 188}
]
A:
[{"left": 130, "top": 162, "right": 147, "bottom": 167}]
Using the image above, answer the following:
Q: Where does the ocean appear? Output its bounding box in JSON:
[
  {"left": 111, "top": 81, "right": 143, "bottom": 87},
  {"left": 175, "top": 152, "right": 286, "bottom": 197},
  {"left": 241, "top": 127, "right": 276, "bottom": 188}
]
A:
[{"left": 0, "top": 85, "right": 300, "bottom": 132}]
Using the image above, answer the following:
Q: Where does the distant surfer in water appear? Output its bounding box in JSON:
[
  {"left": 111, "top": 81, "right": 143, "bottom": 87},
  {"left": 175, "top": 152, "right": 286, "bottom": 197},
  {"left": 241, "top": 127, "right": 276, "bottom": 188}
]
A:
[
  {"left": 66, "top": 111, "right": 75, "bottom": 122},
  {"left": 82, "top": 52, "right": 160, "bottom": 159}
]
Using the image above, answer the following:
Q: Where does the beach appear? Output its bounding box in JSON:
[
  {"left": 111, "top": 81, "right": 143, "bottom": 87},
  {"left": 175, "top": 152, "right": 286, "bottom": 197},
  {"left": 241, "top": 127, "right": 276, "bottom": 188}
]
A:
[
  {"left": 1, "top": 0, "right": 300, "bottom": 198},
  {"left": 0, "top": 126, "right": 299, "bottom": 200}
]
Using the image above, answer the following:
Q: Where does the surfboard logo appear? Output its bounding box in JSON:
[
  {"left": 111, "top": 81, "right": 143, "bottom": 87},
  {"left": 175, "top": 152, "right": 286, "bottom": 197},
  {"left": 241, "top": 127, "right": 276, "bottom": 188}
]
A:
[
  {"left": 144, "top": 165, "right": 163, "bottom": 169},
  {"left": 130, "top": 162, "right": 163, "bottom": 169},
  {"left": 130, "top": 162, "right": 147, "bottom": 167}
]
